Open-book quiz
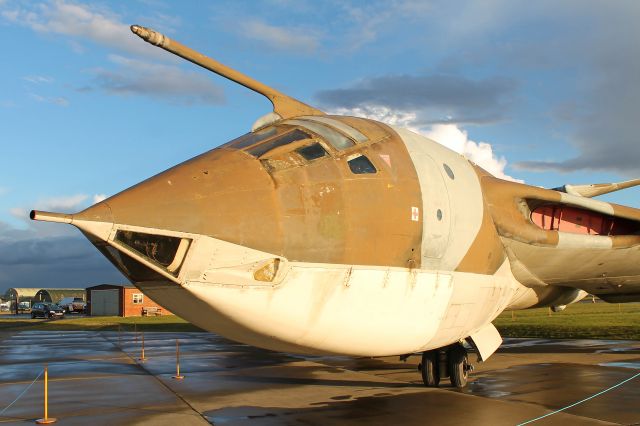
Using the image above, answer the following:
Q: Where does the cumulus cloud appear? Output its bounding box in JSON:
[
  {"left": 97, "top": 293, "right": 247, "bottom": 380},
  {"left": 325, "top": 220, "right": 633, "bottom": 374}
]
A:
[
  {"left": 330, "top": 105, "right": 522, "bottom": 182},
  {"left": 1, "top": 0, "right": 164, "bottom": 59},
  {"left": 424, "top": 124, "right": 523, "bottom": 182},
  {"left": 93, "top": 194, "right": 107, "bottom": 203},
  {"left": 317, "top": 73, "right": 517, "bottom": 125},
  {"left": 87, "top": 55, "right": 224, "bottom": 105},
  {"left": 238, "top": 19, "right": 321, "bottom": 52}
]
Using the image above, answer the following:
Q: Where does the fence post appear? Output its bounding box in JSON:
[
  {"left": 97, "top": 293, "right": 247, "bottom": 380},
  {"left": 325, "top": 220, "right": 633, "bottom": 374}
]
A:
[
  {"left": 172, "top": 339, "right": 184, "bottom": 380},
  {"left": 139, "top": 331, "right": 146, "bottom": 362},
  {"left": 35, "top": 365, "right": 56, "bottom": 424}
]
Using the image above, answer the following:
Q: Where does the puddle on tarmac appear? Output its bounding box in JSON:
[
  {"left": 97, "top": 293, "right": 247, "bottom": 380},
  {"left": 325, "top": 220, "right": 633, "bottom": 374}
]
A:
[{"left": 599, "top": 361, "right": 640, "bottom": 369}]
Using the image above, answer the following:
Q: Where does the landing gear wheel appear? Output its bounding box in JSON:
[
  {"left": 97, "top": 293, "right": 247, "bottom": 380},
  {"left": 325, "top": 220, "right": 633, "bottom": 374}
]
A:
[
  {"left": 420, "top": 350, "right": 440, "bottom": 387},
  {"left": 448, "top": 345, "right": 470, "bottom": 388}
]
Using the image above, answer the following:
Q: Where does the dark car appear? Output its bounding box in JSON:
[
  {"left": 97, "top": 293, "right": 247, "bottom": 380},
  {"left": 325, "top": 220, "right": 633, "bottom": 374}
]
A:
[{"left": 31, "top": 303, "right": 65, "bottom": 319}]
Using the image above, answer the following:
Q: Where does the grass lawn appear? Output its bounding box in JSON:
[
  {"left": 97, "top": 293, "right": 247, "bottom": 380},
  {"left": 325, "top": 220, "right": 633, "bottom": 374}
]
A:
[
  {"left": 494, "top": 301, "right": 640, "bottom": 340},
  {"left": 0, "top": 302, "right": 638, "bottom": 339}
]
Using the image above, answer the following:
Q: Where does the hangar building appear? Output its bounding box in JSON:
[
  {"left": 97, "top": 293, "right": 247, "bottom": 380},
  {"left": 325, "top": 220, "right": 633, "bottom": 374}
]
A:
[
  {"left": 34, "top": 288, "right": 86, "bottom": 304},
  {"left": 86, "top": 284, "right": 171, "bottom": 317}
]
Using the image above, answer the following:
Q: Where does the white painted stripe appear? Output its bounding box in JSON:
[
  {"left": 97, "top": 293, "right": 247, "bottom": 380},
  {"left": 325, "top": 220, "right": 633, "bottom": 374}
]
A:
[
  {"left": 559, "top": 192, "right": 615, "bottom": 216},
  {"left": 557, "top": 232, "right": 613, "bottom": 249},
  {"left": 392, "top": 126, "right": 484, "bottom": 271}
]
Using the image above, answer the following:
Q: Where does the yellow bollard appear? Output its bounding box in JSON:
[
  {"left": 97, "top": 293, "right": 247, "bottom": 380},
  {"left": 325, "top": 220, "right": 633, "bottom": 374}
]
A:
[
  {"left": 139, "top": 331, "right": 146, "bottom": 362},
  {"left": 172, "top": 339, "right": 184, "bottom": 380},
  {"left": 36, "top": 365, "right": 56, "bottom": 424}
]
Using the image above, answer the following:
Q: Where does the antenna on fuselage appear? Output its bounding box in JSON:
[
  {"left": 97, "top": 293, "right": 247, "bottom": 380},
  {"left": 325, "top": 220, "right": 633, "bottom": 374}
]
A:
[{"left": 130, "top": 25, "right": 324, "bottom": 120}]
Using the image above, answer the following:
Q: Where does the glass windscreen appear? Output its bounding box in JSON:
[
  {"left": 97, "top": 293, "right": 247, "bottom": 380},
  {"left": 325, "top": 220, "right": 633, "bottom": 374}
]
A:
[
  {"left": 285, "top": 119, "right": 355, "bottom": 150},
  {"left": 222, "top": 126, "right": 283, "bottom": 150},
  {"left": 247, "top": 129, "right": 311, "bottom": 157}
]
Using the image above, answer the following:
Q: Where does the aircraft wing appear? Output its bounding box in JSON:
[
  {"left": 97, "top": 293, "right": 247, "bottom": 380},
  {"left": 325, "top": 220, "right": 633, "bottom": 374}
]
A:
[{"left": 481, "top": 173, "right": 640, "bottom": 302}]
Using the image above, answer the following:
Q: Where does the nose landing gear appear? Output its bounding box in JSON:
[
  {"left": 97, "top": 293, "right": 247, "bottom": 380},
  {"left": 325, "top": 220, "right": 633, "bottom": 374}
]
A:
[{"left": 417, "top": 343, "right": 472, "bottom": 388}]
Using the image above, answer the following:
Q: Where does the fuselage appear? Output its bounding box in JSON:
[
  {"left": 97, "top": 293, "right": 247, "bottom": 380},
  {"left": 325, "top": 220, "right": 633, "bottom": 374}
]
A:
[{"left": 33, "top": 115, "right": 594, "bottom": 356}]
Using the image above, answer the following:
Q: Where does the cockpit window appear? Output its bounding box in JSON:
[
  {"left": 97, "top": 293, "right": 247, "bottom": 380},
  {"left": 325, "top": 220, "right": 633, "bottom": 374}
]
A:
[
  {"left": 297, "top": 143, "right": 327, "bottom": 161},
  {"left": 285, "top": 119, "right": 355, "bottom": 150},
  {"left": 247, "top": 129, "right": 311, "bottom": 157},
  {"left": 299, "top": 116, "right": 368, "bottom": 143},
  {"left": 348, "top": 155, "right": 377, "bottom": 174}
]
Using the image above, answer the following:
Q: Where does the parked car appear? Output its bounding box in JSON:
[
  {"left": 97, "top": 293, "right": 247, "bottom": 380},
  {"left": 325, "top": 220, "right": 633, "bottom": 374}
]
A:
[
  {"left": 31, "top": 303, "right": 65, "bottom": 319},
  {"left": 57, "top": 297, "right": 87, "bottom": 313},
  {"left": 0, "top": 302, "right": 9, "bottom": 312}
]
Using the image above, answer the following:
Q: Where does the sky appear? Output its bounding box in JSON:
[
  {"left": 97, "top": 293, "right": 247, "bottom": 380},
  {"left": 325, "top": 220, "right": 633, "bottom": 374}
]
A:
[{"left": 1, "top": 0, "right": 639, "bottom": 293}]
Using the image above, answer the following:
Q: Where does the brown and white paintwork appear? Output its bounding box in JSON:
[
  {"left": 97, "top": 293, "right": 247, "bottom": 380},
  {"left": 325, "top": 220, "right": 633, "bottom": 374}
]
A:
[{"left": 31, "top": 26, "right": 640, "bottom": 361}]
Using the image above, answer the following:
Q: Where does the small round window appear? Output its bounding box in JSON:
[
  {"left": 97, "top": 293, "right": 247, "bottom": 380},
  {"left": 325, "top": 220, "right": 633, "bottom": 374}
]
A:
[{"left": 443, "top": 164, "right": 455, "bottom": 180}]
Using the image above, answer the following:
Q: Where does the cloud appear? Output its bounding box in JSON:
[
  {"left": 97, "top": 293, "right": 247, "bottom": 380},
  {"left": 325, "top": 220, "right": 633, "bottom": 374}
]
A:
[
  {"left": 330, "top": 105, "right": 522, "bottom": 182},
  {"left": 237, "top": 18, "right": 321, "bottom": 52},
  {"left": 0, "top": 235, "right": 125, "bottom": 293},
  {"left": 0, "top": 192, "right": 124, "bottom": 292},
  {"left": 29, "top": 93, "right": 69, "bottom": 106},
  {"left": 0, "top": 235, "right": 95, "bottom": 266},
  {"left": 215, "top": 0, "right": 436, "bottom": 54},
  {"left": 515, "top": 57, "right": 640, "bottom": 175},
  {"left": 6, "top": 193, "right": 104, "bottom": 240},
  {"left": 418, "top": 1, "right": 640, "bottom": 177},
  {"left": 423, "top": 124, "right": 523, "bottom": 182},
  {"left": 87, "top": 55, "right": 224, "bottom": 105},
  {"left": 93, "top": 194, "right": 107, "bottom": 203},
  {"left": 1, "top": 0, "right": 166, "bottom": 59},
  {"left": 38, "top": 193, "right": 89, "bottom": 211},
  {"left": 23, "top": 75, "right": 53, "bottom": 84},
  {"left": 316, "top": 73, "right": 517, "bottom": 125}
]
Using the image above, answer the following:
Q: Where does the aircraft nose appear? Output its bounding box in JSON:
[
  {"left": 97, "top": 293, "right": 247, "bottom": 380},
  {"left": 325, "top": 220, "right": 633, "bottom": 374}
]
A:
[{"left": 86, "top": 146, "right": 282, "bottom": 254}]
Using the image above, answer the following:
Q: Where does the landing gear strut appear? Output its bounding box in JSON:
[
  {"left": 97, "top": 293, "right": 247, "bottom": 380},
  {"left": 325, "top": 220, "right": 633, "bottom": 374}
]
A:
[{"left": 417, "top": 343, "right": 473, "bottom": 388}]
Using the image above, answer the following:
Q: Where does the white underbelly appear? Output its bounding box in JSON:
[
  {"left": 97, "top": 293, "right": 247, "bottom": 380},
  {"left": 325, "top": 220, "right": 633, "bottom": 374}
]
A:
[{"left": 141, "top": 261, "right": 517, "bottom": 356}]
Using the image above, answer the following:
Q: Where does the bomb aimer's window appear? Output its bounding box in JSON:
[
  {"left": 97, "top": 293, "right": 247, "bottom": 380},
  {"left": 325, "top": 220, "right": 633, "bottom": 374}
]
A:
[{"left": 115, "top": 230, "right": 191, "bottom": 276}]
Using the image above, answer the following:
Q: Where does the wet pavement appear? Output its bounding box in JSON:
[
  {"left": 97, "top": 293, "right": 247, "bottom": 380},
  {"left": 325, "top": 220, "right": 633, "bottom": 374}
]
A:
[{"left": 0, "top": 331, "right": 638, "bottom": 425}]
